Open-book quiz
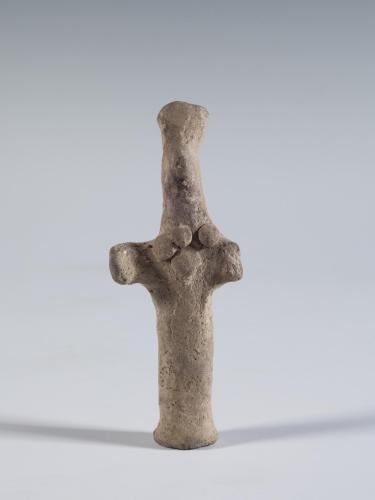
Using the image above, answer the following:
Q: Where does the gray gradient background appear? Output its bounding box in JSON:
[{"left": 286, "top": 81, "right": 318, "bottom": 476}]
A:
[{"left": 1, "top": 1, "right": 374, "bottom": 499}]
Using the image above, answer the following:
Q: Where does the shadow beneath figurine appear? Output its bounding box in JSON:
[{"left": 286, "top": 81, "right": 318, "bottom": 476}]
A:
[
  {"left": 1, "top": 413, "right": 374, "bottom": 450},
  {"left": 212, "top": 412, "right": 375, "bottom": 449},
  {"left": 0, "top": 419, "right": 160, "bottom": 449}
]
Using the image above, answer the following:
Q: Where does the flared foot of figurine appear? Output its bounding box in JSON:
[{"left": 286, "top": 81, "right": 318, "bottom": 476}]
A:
[{"left": 153, "top": 424, "right": 218, "bottom": 450}]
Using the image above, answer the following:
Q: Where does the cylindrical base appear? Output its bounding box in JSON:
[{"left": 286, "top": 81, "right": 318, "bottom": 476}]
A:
[{"left": 153, "top": 292, "right": 217, "bottom": 449}]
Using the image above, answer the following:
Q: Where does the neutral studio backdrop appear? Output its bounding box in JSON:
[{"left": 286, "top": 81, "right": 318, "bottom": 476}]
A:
[{"left": 1, "top": 1, "right": 374, "bottom": 499}]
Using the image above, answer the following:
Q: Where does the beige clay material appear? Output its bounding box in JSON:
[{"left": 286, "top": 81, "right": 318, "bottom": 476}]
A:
[{"left": 110, "top": 101, "right": 243, "bottom": 449}]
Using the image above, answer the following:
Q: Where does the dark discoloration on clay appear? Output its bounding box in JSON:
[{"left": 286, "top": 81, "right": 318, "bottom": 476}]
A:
[{"left": 110, "top": 101, "right": 242, "bottom": 449}]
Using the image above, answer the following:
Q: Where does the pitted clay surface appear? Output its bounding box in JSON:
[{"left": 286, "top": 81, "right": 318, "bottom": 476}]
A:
[{"left": 110, "top": 101, "right": 243, "bottom": 449}]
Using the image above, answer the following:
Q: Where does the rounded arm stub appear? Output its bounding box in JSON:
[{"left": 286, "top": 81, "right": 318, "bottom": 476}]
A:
[
  {"left": 210, "top": 240, "right": 243, "bottom": 287},
  {"left": 109, "top": 243, "right": 143, "bottom": 285},
  {"left": 109, "top": 241, "right": 166, "bottom": 288}
]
